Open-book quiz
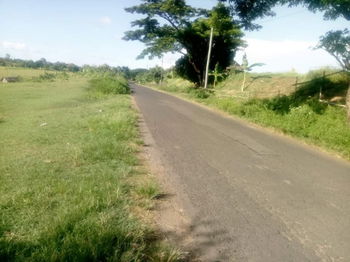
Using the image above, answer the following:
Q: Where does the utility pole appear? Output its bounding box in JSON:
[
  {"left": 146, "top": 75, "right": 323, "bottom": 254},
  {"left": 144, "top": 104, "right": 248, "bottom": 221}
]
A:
[{"left": 204, "top": 27, "right": 214, "bottom": 89}]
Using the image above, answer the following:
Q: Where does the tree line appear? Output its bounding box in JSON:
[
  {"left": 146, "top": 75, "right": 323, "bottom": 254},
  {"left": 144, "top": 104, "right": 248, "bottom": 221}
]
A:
[
  {"left": 0, "top": 55, "right": 134, "bottom": 77},
  {"left": 0, "top": 55, "right": 80, "bottom": 72}
]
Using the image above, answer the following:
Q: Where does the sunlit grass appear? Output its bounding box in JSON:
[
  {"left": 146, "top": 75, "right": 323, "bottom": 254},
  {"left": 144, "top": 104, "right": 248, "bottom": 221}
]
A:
[
  {"left": 0, "top": 74, "right": 180, "bottom": 261},
  {"left": 0, "top": 66, "right": 72, "bottom": 82}
]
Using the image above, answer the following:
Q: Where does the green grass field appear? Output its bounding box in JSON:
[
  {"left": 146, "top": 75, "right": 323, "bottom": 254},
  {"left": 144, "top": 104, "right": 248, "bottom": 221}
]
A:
[
  {"left": 0, "top": 66, "right": 54, "bottom": 80},
  {"left": 0, "top": 66, "right": 74, "bottom": 82},
  {"left": 0, "top": 71, "right": 179, "bottom": 261}
]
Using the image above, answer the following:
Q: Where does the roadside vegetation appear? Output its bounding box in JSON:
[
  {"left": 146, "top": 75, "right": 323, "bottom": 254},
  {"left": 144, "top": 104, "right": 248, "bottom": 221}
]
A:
[
  {"left": 125, "top": 0, "right": 349, "bottom": 160},
  {"left": 0, "top": 67, "right": 180, "bottom": 261},
  {"left": 137, "top": 67, "right": 350, "bottom": 160},
  {"left": 88, "top": 74, "right": 130, "bottom": 95}
]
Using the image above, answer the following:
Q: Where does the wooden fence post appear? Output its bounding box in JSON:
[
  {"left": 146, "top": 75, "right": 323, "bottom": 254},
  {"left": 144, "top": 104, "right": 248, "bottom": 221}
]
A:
[{"left": 294, "top": 77, "right": 298, "bottom": 101}]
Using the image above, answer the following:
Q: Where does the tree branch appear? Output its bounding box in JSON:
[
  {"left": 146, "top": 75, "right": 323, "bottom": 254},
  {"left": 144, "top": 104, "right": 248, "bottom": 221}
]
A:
[{"left": 158, "top": 13, "right": 180, "bottom": 31}]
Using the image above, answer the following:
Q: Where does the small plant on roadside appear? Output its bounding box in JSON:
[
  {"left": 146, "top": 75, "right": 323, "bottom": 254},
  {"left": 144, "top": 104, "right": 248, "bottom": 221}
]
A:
[
  {"left": 187, "top": 88, "right": 213, "bottom": 99},
  {"left": 209, "top": 63, "right": 227, "bottom": 88},
  {"left": 137, "top": 183, "right": 162, "bottom": 200},
  {"left": 229, "top": 53, "right": 264, "bottom": 92}
]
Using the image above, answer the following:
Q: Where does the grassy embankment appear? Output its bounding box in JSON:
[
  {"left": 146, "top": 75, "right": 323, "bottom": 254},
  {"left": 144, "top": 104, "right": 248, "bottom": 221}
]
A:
[
  {"left": 148, "top": 69, "right": 350, "bottom": 160},
  {"left": 0, "top": 68, "right": 180, "bottom": 261}
]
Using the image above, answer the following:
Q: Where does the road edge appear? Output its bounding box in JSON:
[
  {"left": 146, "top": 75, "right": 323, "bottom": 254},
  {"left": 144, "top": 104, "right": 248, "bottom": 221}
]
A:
[{"left": 131, "top": 93, "right": 201, "bottom": 261}]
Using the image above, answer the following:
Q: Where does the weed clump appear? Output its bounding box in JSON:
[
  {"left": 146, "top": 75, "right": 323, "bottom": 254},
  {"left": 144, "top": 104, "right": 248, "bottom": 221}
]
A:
[
  {"left": 187, "top": 88, "right": 213, "bottom": 99},
  {"left": 31, "top": 72, "right": 56, "bottom": 82},
  {"left": 137, "top": 183, "right": 162, "bottom": 200},
  {"left": 89, "top": 75, "right": 130, "bottom": 95}
]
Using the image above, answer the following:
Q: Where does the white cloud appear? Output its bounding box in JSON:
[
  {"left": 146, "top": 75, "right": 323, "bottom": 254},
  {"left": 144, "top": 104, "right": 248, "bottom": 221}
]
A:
[
  {"left": 245, "top": 38, "right": 315, "bottom": 57},
  {"left": 1, "top": 41, "right": 27, "bottom": 50},
  {"left": 158, "top": 53, "right": 181, "bottom": 69},
  {"left": 99, "top": 16, "right": 112, "bottom": 25},
  {"left": 236, "top": 38, "right": 339, "bottom": 73}
]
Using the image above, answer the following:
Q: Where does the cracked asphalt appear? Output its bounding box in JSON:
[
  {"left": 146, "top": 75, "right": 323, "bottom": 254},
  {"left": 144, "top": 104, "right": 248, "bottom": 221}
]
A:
[{"left": 132, "top": 83, "right": 350, "bottom": 262}]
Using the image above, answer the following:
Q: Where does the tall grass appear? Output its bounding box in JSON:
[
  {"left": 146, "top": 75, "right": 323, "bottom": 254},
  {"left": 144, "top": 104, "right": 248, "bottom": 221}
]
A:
[
  {"left": 0, "top": 74, "right": 180, "bottom": 261},
  {"left": 89, "top": 75, "right": 130, "bottom": 95},
  {"left": 0, "top": 66, "right": 72, "bottom": 82}
]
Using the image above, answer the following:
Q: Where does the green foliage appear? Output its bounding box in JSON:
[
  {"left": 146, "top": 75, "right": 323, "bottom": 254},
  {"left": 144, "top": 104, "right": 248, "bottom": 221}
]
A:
[
  {"left": 316, "top": 29, "right": 350, "bottom": 71},
  {"left": 124, "top": 0, "right": 198, "bottom": 58},
  {"left": 0, "top": 55, "right": 135, "bottom": 81},
  {"left": 137, "top": 183, "right": 162, "bottom": 200},
  {"left": 174, "top": 4, "right": 243, "bottom": 85},
  {"left": 223, "top": 0, "right": 350, "bottom": 28},
  {"left": 264, "top": 95, "right": 293, "bottom": 114},
  {"left": 0, "top": 67, "right": 73, "bottom": 83},
  {"left": 148, "top": 66, "right": 164, "bottom": 84},
  {"left": 125, "top": 1, "right": 244, "bottom": 85},
  {"left": 151, "top": 77, "right": 194, "bottom": 93},
  {"left": 133, "top": 66, "right": 165, "bottom": 84},
  {"left": 187, "top": 87, "right": 213, "bottom": 99},
  {"left": 38, "top": 72, "right": 56, "bottom": 81},
  {"left": 129, "top": 68, "right": 149, "bottom": 81},
  {"left": 220, "top": 0, "right": 276, "bottom": 30},
  {"left": 281, "top": 0, "right": 350, "bottom": 20},
  {"left": 81, "top": 65, "right": 133, "bottom": 80},
  {"left": 208, "top": 63, "right": 227, "bottom": 87},
  {"left": 89, "top": 75, "right": 130, "bottom": 95},
  {"left": 30, "top": 72, "right": 72, "bottom": 82},
  {"left": 0, "top": 56, "right": 80, "bottom": 72},
  {"left": 230, "top": 53, "right": 265, "bottom": 91},
  {"left": 175, "top": 56, "right": 201, "bottom": 85}
]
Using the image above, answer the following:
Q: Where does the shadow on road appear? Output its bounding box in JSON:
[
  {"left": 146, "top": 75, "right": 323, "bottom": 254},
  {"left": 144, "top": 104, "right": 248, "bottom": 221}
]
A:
[{"left": 159, "top": 213, "right": 234, "bottom": 261}]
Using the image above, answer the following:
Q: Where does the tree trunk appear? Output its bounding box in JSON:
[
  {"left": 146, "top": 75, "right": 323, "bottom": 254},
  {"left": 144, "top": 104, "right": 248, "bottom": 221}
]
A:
[{"left": 188, "top": 57, "right": 202, "bottom": 86}]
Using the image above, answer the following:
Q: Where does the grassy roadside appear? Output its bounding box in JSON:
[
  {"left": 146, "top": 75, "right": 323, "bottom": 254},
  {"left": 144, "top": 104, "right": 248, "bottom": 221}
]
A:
[
  {"left": 0, "top": 74, "right": 179, "bottom": 261},
  {"left": 147, "top": 77, "right": 350, "bottom": 161}
]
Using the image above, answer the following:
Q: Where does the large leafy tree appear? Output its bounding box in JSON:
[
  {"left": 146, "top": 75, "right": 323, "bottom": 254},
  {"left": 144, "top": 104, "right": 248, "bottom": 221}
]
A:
[
  {"left": 218, "top": 0, "right": 277, "bottom": 30},
  {"left": 220, "top": 0, "right": 349, "bottom": 29},
  {"left": 317, "top": 29, "right": 350, "bottom": 70},
  {"left": 280, "top": 0, "right": 350, "bottom": 20},
  {"left": 124, "top": 0, "right": 244, "bottom": 86}
]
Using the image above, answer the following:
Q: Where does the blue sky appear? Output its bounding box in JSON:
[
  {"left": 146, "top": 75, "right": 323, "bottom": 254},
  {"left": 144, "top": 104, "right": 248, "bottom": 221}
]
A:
[{"left": 0, "top": 0, "right": 348, "bottom": 72}]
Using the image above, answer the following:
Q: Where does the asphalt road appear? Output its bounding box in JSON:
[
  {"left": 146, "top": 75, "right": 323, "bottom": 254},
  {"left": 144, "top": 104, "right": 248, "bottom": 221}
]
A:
[{"left": 132, "top": 83, "right": 350, "bottom": 262}]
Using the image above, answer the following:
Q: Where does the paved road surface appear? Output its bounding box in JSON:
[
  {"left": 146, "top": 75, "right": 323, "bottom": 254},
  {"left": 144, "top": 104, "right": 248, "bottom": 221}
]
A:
[{"left": 132, "top": 83, "right": 350, "bottom": 262}]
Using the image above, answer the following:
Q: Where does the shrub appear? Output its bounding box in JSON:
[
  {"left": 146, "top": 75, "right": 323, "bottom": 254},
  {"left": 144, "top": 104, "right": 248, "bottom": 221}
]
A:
[
  {"left": 89, "top": 76, "right": 130, "bottom": 95},
  {"left": 32, "top": 72, "right": 56, "bottom": 82},
  {"left": 187, "top": 88, "right": 213, "bottom": 99},
  {"left": 263, "top": 96, "right": 292, "bottom": 114}
]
